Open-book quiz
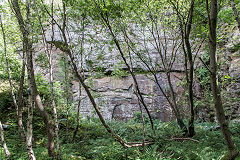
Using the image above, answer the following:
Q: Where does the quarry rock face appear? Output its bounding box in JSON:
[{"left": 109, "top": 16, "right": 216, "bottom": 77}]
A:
[
  {"left": 221, "top": 25, "right": 240, "bottom": 119},
  {"left": 32, "top": 23, "right": 240, "bottom": 122},
  {"left": 71, "top": 73, "right": 185, "bottom": 121},
  {"left": 229, "top": 58, "right": 240, "bottom": 79},
  {"left": 42, "top": 25, "right": 188, "bottom": 121}
]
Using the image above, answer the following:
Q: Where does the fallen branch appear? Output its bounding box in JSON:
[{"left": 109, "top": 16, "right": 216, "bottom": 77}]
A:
[{"left": 124, "top": 141, "right": 155, "bottom": 148}]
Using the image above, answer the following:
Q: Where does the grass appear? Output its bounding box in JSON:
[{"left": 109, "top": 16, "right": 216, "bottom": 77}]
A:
[{"left": 1, "top": 116, "right": 240, "bottom": 160}]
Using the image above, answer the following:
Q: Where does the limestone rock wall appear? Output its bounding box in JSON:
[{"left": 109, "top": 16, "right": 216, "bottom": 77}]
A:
[
  {"left": 71, "top": 73, "right": 185, "bottom": 121},
  {"left": 221, "top": 25, "right": 240, "bottom": 119},
  {"left": 32, "top": 21, "right": 240, "bottom": 122}
]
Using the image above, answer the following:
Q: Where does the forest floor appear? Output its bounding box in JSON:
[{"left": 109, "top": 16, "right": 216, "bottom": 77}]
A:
[{"left": 1, "top": 114, "right": 240, "bottom": 160}]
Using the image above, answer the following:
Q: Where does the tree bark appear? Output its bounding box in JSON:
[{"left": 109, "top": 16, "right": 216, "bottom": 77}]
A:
[
  {"left": 0, "top": 15, "right": 17, "bottom": 107},
  {"left": 10, "top": 0, "right": 56, "bottom": 157},
  {"left": 72, "top": 83, "right": 81, "bottom": 141},
  {"left": 183, "top": 0, "right": 195, "bottom": 137},
  {"left": 2, "top": 8, "right": 36, "bottom": 160},
  {"left": 1, "top": 13, "right": 26, "bottom": 141},
  {"left": 170, "top": 0, "right": 196, "bottom": 137},
  {"left": 166, "top": 72, "right": 187, "bottom": 132},
  {"left": 49, "top": 39, "right": 61, "bottom": 159},
  {"left": 26, "top": 43, "right": 56, "bottom": 158},
  {"left": 207, "top": 0, "right": 239, "bottom": 159},
  {"left": 64, "top": 53, "right": 70, "bottom": 140},
  {"left": 36, "top": 4, "right": 61, "bottom": 155},
  {"left": 0, "top": 121, "right": 11, "bottom": 159},
  {"left": 0, "top": 15, "right": 22, "bottom": 137},
  {"left": 26, "top": 81, "right": 36, "bottom": 160},
  {"left": 49, "top": 1, "right": 61, "bottom": 155},
  {"left": 17, "top": 53, "right": 27, "bottom": 141}
]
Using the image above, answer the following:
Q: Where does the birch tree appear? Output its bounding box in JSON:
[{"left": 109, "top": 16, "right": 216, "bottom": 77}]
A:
[{"left": 9, "top": 0, "right": 56, "bottom": 157}]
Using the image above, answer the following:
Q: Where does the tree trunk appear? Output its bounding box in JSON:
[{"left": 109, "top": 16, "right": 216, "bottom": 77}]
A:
[
  {"left": 171, "top": 0, "right": 196, "bottom": 137},
  {"left": 73, "top": 83, "right": 82, "bottom": 141},
  {"left": 26, "top": 49, "right": 56, "bottom": 158},
  {"left": 166, "top": 72, "right": 187, "bottom": 133},
  {"left": 1, "top": 13, "right": 26, "bottom": 141},
  {"left": 100, "top": 13, "right": 155, "bottom": 133},
  {"left": 49, "top": 1, "right": 61, "bottom": 154},
  {"left": 230, "top": 0, "right": 240, "bottom": 31},
  {"left": 2, "top": 8, "right": 36, "bottom": 159},
  {"left": 50, "top": 50, "right": 61, "bottom": 156},
  {"left": 72, "top": 15, "right": 85, "bottom": 142},
  {"left": 10, "top": 0, "right": 56, "bottom": 157},
  {"left": 120, "top": 14, "right": 187, "bottom": 132},
  {"left": 26, "top": 82, "right": 36, "bottom": 160},
  {"left": 17, "top": 53, "right": 27, "bottom": 141},
  {"left": 0, "top": 15, "right": 22, "bottom": 137},
  {"left": 184, "top": 0, "right": 195, "bottom": 137},
  {"left": 0, "top": 121, "right": 11, "bottom": 159},
  {"left": 208, "top": 0, "right": 238, "bottom": 159},
  {"left": 36, "top": 5, "right": 61, "bottom": 155},
  {"left": 64, "top": 53, "right": 70, "bottom": 140}
]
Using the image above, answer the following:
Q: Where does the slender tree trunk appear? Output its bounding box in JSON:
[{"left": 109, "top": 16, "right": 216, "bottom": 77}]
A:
[
  {"left": 171, "top": 0, "right": 196, "bottom": 137},
  {"left": 0, "top": 121, "right": 11, "bottom": 159},
  {"left": 73, "top": 84, "right": 81, "bottom": 141},
  {"left": 136, "top": 94, "right": 146, "bottom": 148},
  {"left": 26, "top": 80, "right": 36, "bottom": 160},
  {"left": 0, "top": 15, "right": 17, "bottom": 107},
  {"left": 67, "top": 49, "right": 131, "bottom": 147},
  {"left": 2, "top": 8, "right": 35, "bottom": 159},
  {"left": 64, "top": 54, "right": 70, "bottom": 139},
  {"left": 36, "top": 4, "right": 61, "bottom": 156},
  {"left": 27, "top": 48, "right": 56, "bottom": 158},
  {"left": 72, "top": 15, "right": 85, "bottom": 142},
  {"left": 49, "top": 51, "right": 61, "bottom": 157},
  {"left": 17, "top": 53, "right": 26, "bottom": 141},
  {"left": 1, "top": 13, "right": 26, "bottom": 142},
  {"left": 99, "top": 12, "right": 155, "bottom": 132},
  {"left": 0, "top": 14, "right": 20, "bottom": 132},
  {"left": 207, "top": 0, "right": 238, "bottom": 159},
  {"left": 50, "top": 1, "right": 61, "bottom": 155},
  {"left": 10, "top": 0, "right": 55, "bottom": 157},
  {"left": 121, "top": 18, "right": 187, "bottom": 132},
  {"left": 1, "top": 13, "right": 27, "bottom": 143},
  {"left": 185, "top": 0, "right": 195, "bottom": 137},
  {"left": 230, "top": 0, "right": 240, "bottom": 31},
  {"left": 166, "top": 72, "right": 187, "bottom": 132}
]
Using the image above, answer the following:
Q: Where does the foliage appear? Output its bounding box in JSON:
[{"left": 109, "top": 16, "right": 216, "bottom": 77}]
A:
[
  {"left": 34, "top": 73, "right": 51, "bottom": 102},
  {"left": 1, "top": 0, "right": 240, "bottom": 159},
  {"left": 111, "top": 62, "right": 129, "bottom": 77},
  {"left": 218, "top": 7, "right": 235, "bottom": 24},
  {"left": 196, "top": 51, "right": 211, "bottom": 91},
  {"left": 0, "top": 49, "right": 22, "bottom": 81},
  {"left": 1, "top": 113, "right": 240, "bottom": 160},
  {"left": 0, "top": 80, "right": 20, "bottom": 120}
]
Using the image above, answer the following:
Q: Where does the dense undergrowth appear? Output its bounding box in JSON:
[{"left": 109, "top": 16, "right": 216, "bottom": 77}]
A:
[{"left": 1, "top": 113, "right": 240, "bottom": 160}]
